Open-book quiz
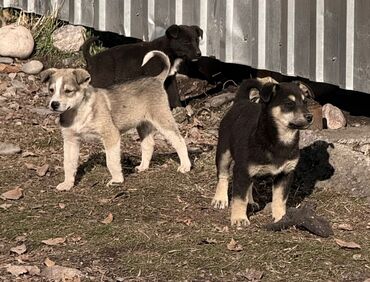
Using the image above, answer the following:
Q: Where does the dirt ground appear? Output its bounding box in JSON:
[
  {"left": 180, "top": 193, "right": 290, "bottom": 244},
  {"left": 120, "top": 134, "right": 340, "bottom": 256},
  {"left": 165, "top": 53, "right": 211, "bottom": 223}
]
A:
[{"left": 0, "top": 68, "right": 370, "bottom": 281}]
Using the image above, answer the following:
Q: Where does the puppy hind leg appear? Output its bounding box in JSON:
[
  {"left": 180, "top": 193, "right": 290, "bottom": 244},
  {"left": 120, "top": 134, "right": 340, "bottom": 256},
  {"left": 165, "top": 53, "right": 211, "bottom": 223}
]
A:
[
  {"left": 136, "top": 122, "right": 155, "bottom": 172},
  {"left": 150, "top": 116, "right": 191, "bottom": 173},
  {"left": 102, "top": 128, "right": 124, "bottom": 186},
  {"left": 272, "top": 172, "right": 293, "bottom": 222},
  {"left": 247, "top": 185, "right": 260, "bottom": 211},
  {"left": 212, "top": 149, "right": 232, "bottom": 209},
  {"left": 230, "top": 165, "right": 252, "bottom": 226}
]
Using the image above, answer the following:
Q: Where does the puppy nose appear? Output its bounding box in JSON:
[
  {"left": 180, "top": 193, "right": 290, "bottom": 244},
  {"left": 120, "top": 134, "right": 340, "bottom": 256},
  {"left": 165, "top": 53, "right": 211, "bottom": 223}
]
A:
[
  {"left": 51, "top": 101, "right": 60, "bottom": 110},
  {"left": 304, "top": 113, "right": 313, "bottom": 123}
]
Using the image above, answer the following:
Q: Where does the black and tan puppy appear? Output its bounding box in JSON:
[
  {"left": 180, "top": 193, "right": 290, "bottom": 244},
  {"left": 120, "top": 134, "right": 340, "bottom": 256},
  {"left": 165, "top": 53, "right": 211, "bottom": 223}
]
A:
[
  {"left": 212, "top": 79, "right": 313, "bottom": 226},
  {"left": 82, "top": 25, "right": 203, "bottom": 108}
]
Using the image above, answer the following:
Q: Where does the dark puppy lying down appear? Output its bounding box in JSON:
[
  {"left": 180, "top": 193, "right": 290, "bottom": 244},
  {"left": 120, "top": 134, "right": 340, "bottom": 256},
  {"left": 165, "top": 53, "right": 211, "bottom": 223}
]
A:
[
  {"left": 212, "top": 79, "right": 313, "bottom": 226},
  {"left": 82, "top": 24, "right": 203, "bottom": 108}
]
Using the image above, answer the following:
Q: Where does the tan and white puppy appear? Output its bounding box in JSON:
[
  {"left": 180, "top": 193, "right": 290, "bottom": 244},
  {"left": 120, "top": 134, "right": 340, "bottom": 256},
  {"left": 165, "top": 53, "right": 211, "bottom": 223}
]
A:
[{"left": 41, "top": 51, "right": 191, "bottom": 191}]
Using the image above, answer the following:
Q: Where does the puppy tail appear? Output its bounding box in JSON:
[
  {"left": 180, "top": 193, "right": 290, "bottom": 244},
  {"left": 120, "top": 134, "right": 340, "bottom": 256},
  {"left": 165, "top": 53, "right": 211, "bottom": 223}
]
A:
[
  {"left": 81, "top": 37, "right": 98, "bottom": 64},
  {"left": 141, "top": 50, "right": 170, "bottom": 82},
  {"left": 234, "top": 79, "right": 263, "bottom": 103}
]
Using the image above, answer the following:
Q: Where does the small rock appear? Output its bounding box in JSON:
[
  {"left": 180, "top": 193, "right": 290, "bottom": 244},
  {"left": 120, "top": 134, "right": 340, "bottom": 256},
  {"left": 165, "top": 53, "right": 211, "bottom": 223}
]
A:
[
  {"left": 0, "top": 24, "right": 34, "bottom": 59},
  {"left": 52, "top": 25, "right": 86, "bottom": 52},
  {"left": 27, "top": 75, "right": 36, "bottom": 81},
  {"left": 2, "top": 87, "right": 16, "bottom": 98},
  {"left": 21, "top": 60, "right": 43, "bottom": 75},
  {"left": 11, "top": 80, "right": 25, "bottom": 89},
  {"left": 322, "top": 103, "right": 346, "bottom": 129},
  {"left": 0, "top": 142, "right": 21, "bottom": 155},
  {"left": 0, "top": 96, "right": 7, "bottom": 103},
  {"left": 8, "top": 72, "right": 16, "bottom": 79},
  {"left": 0, "top": 57, "right": 13, "bottom": 64}
]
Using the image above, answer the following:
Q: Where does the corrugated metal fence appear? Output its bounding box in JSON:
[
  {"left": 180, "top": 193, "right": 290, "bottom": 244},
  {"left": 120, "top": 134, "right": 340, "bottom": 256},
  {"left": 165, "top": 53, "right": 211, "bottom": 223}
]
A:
[{"left": 1, "top": 0, "right": 370, "bottom": 94}]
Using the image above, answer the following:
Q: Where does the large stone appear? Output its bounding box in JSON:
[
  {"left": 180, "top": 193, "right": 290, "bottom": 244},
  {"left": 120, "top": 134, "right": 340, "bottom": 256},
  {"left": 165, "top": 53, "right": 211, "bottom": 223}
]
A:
[
  {"left": 52, "top": 25, "right": 86, "bottom": 52},
  {"left": 0, "top": 57, "right": 14, "bottom": 64},
  {"left": 21, "top": 60, "right": 43, "bottom": 74},
  {"left": 0, "top": 24, "right": 34, "bottom": 59},
  {"left": 322, "top": 103, "right": 346, "bottom": 129}
]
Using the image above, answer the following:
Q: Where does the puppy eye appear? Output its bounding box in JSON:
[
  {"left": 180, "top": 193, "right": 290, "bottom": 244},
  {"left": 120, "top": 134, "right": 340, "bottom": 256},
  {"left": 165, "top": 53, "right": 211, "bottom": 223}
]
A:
[
  {"left": 65, "top": 89, "right": 73, "bottom": 94},
  {"left": 285, "top": 101, "right": 295, "bottom": 107},
  {"left": 49, "top": 88, "right": 54, "bottom": 93}
]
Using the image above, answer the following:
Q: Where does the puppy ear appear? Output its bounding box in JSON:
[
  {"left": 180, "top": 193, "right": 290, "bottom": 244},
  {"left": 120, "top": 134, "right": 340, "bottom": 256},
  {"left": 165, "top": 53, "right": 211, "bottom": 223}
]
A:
[
  {"left": 192, "top": 25, "right": 203, "bottom": 39},
  {"left": 40, "top": 68, "right": 57, "bottom": 83},
  {"left": 249, "top": 88, "right": 260, "bottom": 103},
  {"left": 73, "top": 69, "right": 91, "bottom": 87},
  {"left": 294, "top": 81, "right": 315, "bottom": 99},
  {"left": 166, "top": 24, "right": 180, "bottom": 39},
  {"left": 260, "top": 83, "right": 278, "bottom": 103}
]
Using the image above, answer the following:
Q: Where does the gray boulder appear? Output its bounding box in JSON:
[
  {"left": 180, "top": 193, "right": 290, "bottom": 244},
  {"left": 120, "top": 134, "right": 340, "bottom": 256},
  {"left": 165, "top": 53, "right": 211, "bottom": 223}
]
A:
[
  {"left": 0, "top": 24, "right": 34, "bottom": 59},
  {"left": 52, "top": 25, "right": 86, "bottom": 52},
  {"left": 21, "top": 60, "right": 43, "bottom": 74}
]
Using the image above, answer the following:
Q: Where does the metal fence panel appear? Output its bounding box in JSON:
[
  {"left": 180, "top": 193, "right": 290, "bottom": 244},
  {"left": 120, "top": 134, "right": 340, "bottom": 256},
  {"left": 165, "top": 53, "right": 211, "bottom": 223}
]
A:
[{"left": 1, "top": 0, "right": 370, "bottom": 94}]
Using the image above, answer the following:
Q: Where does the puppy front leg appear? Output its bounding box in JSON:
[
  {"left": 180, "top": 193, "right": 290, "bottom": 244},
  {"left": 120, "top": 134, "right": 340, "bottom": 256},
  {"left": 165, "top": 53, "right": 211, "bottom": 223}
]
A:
[
  {"left": 212, "top": 149, "right": 232, "bottom": 209},
  {"left": 272, "top": 172, "right": 293, "bottom": 222},
  {"left": 102, "top": 128, "right": 124, "bottom": 186},
  {"left": 57, "top": 134, "right": 80, "bottom": 191},
  {"left": 230, "top": 165, "right": 252, "bottom": 226}
]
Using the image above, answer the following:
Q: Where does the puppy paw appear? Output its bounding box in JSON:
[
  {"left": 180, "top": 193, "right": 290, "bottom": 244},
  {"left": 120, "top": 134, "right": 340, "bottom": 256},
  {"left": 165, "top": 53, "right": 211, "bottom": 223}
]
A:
[
  {"left": 177, "top": 163, "right": 191, "bottom": 173},
  {"left": 56, "top": 181, "right": 74, "bottom": 191},
  {"left": 230, "top": 215, "right": 250, "bottom": 227},
  {"left": 211, "top": 196, "right": 229, "bottom": 209},
  {"left": 107, "top": 176, "right": 124, "bottom": 186},
  {"left": 135, "top": 164, "right": 148, "bottom": 173}
]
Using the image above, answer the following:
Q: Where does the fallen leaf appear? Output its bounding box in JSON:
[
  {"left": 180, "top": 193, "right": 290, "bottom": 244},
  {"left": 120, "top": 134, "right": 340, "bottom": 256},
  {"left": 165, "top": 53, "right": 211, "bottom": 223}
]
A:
[
  {"left": 183, "top": 219, "right": 192, "bottom": 226},
  {"left": 101, "top": 212, "right": 113, "bottom": 224},
  {"left": 334, "top": 238, "right": 361, "bottom": 249},
  {"left": 352, "top": 254, "right": 362, "bottom": 261},
  {"left": 36, "top": 164, "right": 49, "bottom": 177},
  {"left": 337, "top": 223, "right": 353, "bottom": 231},
  {"left": 15, "top": 235, "right": 27, "bottom": 242},
  {"left": 6, "top": 265, "right": 28, "bottom": 276},
  {"left": 10, "top": 244, "right": 27, "bottom": 255},
  {"left": 22, "top": 151, "right": 36, "bottom": 157},
  {"left": 41, "top": 237, "right": 66, "bottom": 246},
  {"left": 243, "top": 268, "right": 264, "bottom": 281},
  {"left": 58, "top": 203, "right": 66, "bottom": 209},
  {"left": 0, "top": 203, "right": 12, "bottom": 209},
  {"left": 24, "top": 162, "right": 37, "bottom": 170},
  {"left": 0, "top": 63, "right": 20, "bottom": 73},
  {"left": 25, "top": 265, "right": 40, "bottom": 275},
  {"left": 1, "top": 187, "right": 23, "bottom": 200},
  {"left": 200, "top": 238, "right": 217, "bottom": 244},
  {"left": 227, "top": 238, "right": 243, "bottom": 252},
  {"left": 44, "top": 257, "right": 55, "bottom": 267},
  {"left": 41, "top": 265, "right": 81, "bottom": 281}
]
